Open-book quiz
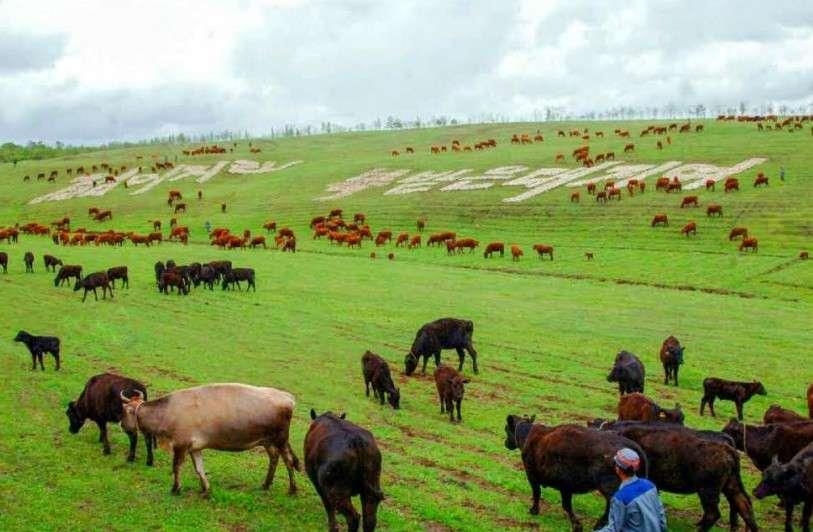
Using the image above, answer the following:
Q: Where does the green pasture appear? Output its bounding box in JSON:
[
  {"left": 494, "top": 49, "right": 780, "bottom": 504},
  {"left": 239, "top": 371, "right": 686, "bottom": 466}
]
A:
[{"left": 0, "top": 119, "right": 811, "bottom": 531}]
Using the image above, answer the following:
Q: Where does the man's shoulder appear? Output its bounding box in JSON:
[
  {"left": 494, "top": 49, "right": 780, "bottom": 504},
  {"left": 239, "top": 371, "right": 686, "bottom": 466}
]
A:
[{"left": 615, "top": 478, "right": 657, "bottom": 505}]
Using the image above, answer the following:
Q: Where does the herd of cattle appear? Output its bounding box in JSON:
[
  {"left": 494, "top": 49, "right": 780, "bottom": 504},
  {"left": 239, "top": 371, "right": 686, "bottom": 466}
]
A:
[{"left": 10, "top": 315, "right": 813, "bottom": 531}]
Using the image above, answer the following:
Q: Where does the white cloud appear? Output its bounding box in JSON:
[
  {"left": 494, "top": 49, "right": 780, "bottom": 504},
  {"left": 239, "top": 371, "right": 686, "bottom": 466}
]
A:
[{"left": 0, "top": 0, "right": 812, "bottom": 144}]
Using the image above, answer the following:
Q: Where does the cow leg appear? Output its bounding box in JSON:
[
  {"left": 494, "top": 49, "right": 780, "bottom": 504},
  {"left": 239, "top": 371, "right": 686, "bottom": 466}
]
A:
[
  {"left": 335, "top": 497, "right": 360, "bottom": 532},
  {"left": 455, "top": 347, "right": 465, "bottom": 372},
  {"left": 144, "top": 430, "right": 154, "bottom": 466},
  {"left": 36, "top": 351, "right": 45, "bottom": 371},
  {"left": 364, "top": 378, "right": 370, "bottom": 397},
  {"left": 421, "top": 355, "right": 430, "bottom": 375},
  {"left": 438, "top": 392, "right": 445, "bottom": 414},
  {"left": 447, "top": 398, "right": 455, "bottom": 422},
  {"left": 800, "top": 500, "right": 810, "bottom": 532},
  {"left": 467, "top": 344, "right": 479, "bottom": 374},
  {"left": 190, "top": 450, "right": 210, "bottom": 495},
  {"left": 360, "top": 492, "right": 380, "bottom": 532},
  {"left": 455, "top": 398, "right": 462, "bottom": 422},
  {"left": 560, "top": 490, "right": 583, "bottom": 532},
  {"left": 663, "top": 363, "right": 669, "bottom": 385},
  {"left": 318, "top": 492, "right": 339, "bottom": 532},
  {"left": 52, "top": 348, "right": 60, "bottom": 370},
  {"left": 378, "top": 387, "right": 385, "bottom": 406},
  {"left": 93, "top": 287, "right": 99, "bottom": 301},
  {"left": 263, "top": 446, "right": 280, "bottom": 490},
  {"left": 674, "top": 365, "right": 679, "bottom": 386},
  {"left": 97, "top": 421, "right": 111, "bottom": 454},
  {"left": 528, "top": 481, "right": 541, "bottom": 515},
  {"left": 171, "top": 446, "right": 186, "bottom": 494},
  {"left": 697, "top": 489, "right": 722, "bottom": 531},
  {"left": 125, "top": 429, "right": 137, "bottom": 462},
  {"left": 281, "top": 442, "right": 299, "bottom": 494},
  {"left": 735, "top": 401, "right": 744, "bottom": 421},
  {"left": 433, "top": 351, "right": 441, "bottom": 370},
  {"left": 82, "top": 288, "right": 88, "bottom": 302}
]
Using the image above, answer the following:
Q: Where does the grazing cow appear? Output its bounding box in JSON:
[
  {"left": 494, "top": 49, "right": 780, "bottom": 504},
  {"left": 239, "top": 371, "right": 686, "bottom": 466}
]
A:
[
  {"left": 723, "top": 419, "right": 813, "bottom": 479},
  {"left": 74, "top": 272, "right": 114, "bottom": 302},
  {"left": 222, "top": 268, "right": 256, "bottom": 291},
  {"left": 328, "top": 208, "right": 343, "bottom": 218},
  {"left": 510, "top": 245, "right": 523, "bottom": 261},
  {"left": 263, "top": 221, "right": 277, "bottom": 234},
  {"left": 681, "top": 221, "right": 697, "bottom": 236},
  {"left": 585, "top": 252, "right": 594, "bottom": 260},
  {"left": 763, "top": 404, "right": 806, "bottom": 424},
  {"left": 395, "top": 233, "right": 409, "bottom": 247},
  {"left": 278, "top": 227, "right": 294, "bottom": 239},
  {"left": 24, "top": 251, "right": 34, "bottom": 272},
  {"left": 753, "top": 443, "right": 813, "bottom": 532},
  {"left": 617, "top": 393, "right": 684, "bottom": 424},
  {"left": 250, "top": 236, "right": 266, "bottom": 248},
  {"left": 607, "top": 351, "right": 645, "bottom": 395},
  {"left": 801, "top": 251, "right": 809, "bottom": 260},
  {"left": 159, "top": 271, "right": 189, "bottom": 295},
  {"left": 705, "top": 179, "right": 716, "bottom": 191},
  {"left": 94, "top": 210, "right": 112, "bottom": 222},
  {"left": 483, "top": 241, "right": 504, "bottom": 258},
  {"left": 602, "top": 423, "right": 758, "bottom": 532},
  {"left": 728, "top": 227, "right": 748, "bottom": 240},
  {"left": 361, "top": 351, "right": 400, "bottom": 409},
  {"left": 454, "top": 238, "right": 478, "bottom": 253},
  {"left": 310, "top": 216, "right": 326, "bottom": 228},
  {"left": 375, "top": 231, "right": 392, "bottom": 244},
  {"left": 607, "top": 188, "right": 621, "bottom": 201},
  {"left": 67, "top": 373, "right": 153, "bottom": 463},
  {"left": 196, "top": 265, "right": 217, "bottom": 290},
  {"left": 120, "top": 384, "right": 300, "bottom": 495},
  {"left": 624, "top": 143, "right": 635, "bottom": 153},
  {"left": 408, "top": 235, "right": 421, "bottom": 249},
  {"left": 353, "top": 212, "right": 366, "bottom": 225},
  {"left": 43, "top": 254, "right": 62, "bottom": 272},
  {"left": 54, "top": 265, "right": 82, "bottom": 287},
  {"left": 106, "top": 266, "right": 129, "bottom": 289},
  {"left": 680, "top": 195, "right": 699, "bottom": 208},
  {"left": 659, "top": 335, "right": 684, "bottom": 386},
  {"left": 405, "top": 317, "right": 478, "bottom": 375},
  {"left": 13, "top": 330, "right": 61, "bottom": 370},
  {"left": 706, "top": 204, "right": 723, "bottom": 217},
  {"left": 739, "top": 237, "right": 758, "bottom": 252},
  {"left": 655, "top": 177, "right": 670, "bottom": 191},
  {"left": 725, "top": 179, "right": 739, "bottom": 192},
  {"left": 445, "top": 239, "right": 458, "bottom": 255},
  {"left": 753, "top": 175, "right": 769, "bottom": 187},
  {"left": 281, "top": 237, "right": 296, "bottom": 253},
  {"left": 570, "top": 191, "right": 579, "bottom": 203},
  {"left": 426, "top": 232, "right": 455, "bottom": 246},
  {"left": 504, "top": 415, "right": 646, "bottom": 531},
  {"left": 651, "top": 214, "right": 668, "bottom": 227},
  {"left": 305, "top": 410, "right": 383, "bottom": 532},
  {"left": 391, "top": 149, "right": 399, "bottom": 157},
  {"left": 174, "top": 203, "right": 186, "bottom": 214},
  {"left": 434, "top": 365, "right": 469, "bottom": 422},
  {"left": 700, "top": 377, "right": 766, "bottom": 420}
]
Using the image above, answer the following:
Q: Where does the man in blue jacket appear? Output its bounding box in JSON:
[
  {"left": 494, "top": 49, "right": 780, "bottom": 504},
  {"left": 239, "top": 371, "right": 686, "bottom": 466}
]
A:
[{"left": 598, "top": 448, "right": 667, "bottom": 532}]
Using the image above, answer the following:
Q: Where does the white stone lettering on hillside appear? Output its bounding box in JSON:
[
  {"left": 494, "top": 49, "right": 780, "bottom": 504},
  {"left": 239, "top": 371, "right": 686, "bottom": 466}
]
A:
[
  {"left": 317, "top": 169, "right": 411, "bottom": 201},
  {"left": 316, "top": 158, "right": 767, "bottom": 203},
  {"left": 28, "top": 159, "right": 303, "bottom": 204}
]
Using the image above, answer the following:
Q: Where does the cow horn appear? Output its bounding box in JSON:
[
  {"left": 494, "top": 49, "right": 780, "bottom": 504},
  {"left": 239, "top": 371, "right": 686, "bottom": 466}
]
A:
[
  {"left": 310, "top": 408, "right": 317, "bottom": 420},
  {"left": 120, "top": 391, "right": 131, "bottom": 403},
  {"left": 132, "top": 389, "right": 144, "bottom": 401}
]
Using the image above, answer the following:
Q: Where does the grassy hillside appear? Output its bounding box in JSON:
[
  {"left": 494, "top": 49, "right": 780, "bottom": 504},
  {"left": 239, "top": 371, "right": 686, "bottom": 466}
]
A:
[{"left": 0, "top": 120, "right": 811, "bottom": 531}]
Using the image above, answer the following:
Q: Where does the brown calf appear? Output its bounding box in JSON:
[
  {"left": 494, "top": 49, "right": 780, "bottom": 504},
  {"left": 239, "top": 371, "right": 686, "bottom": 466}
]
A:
[
  {"left": 651, "top": 214, "right": 668, "bottom": 227},
  {"left": 681, "top": 222, "right": 697, "bottom": 236},
  {"left": 706, "top": 204, "right": 722, "bottom": 217},
  {"left": 739, "top": 237, "right": 758, "bottom": 252},
  {"left": 532, "top": 244, "right": 553, "bottom": 260},
  {"left": 434, "top": 366, "right": 469, "bottom": 422},
  {"left": 680, "top": 195, "right": 698, "bottom": 208},
  {"left": 762, "top": 404, "right": 806, "bottom": 424},
  {"left": 511, "top": 245, "right": 523, "bottom": 261},
  {"left": 483, "top": 242, "right": 504, "bottom": 258},
  {"left": 617, "top": 393, "right": 684, "bottom": 424}
]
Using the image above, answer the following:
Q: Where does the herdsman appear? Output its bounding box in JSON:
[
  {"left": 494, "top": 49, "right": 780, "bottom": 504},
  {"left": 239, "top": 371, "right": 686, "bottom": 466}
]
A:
[{"left": 598, "top": 448, "right": 667, "bottom": 532}]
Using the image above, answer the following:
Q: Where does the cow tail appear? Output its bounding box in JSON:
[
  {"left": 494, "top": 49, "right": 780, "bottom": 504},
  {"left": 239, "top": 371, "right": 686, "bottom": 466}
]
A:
[{"left": 285, "top": 441, "right": 301, "bottom": 471}]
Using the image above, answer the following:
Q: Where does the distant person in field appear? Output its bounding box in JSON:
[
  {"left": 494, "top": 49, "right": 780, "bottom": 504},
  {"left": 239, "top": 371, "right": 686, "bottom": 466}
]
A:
[
  {"left": 204, "top": 220, "right": 211, "bottom": 234},
  {"left": 780, "top": 167, "right": 785, "bottom": 182},
  {"left": 598, "top": 448, "right": 667, "bottom": 532}
]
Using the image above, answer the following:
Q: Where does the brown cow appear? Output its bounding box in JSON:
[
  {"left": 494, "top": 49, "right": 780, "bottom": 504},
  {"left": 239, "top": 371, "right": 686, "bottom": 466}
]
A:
[
  {"left": 681, "top": 221, "right": 697, "bottom": 236},
  {"left": 655, "top": 177, "right": 670, "bottom": 191},
  {"left": 800, "top": 251, "right": 809, "bottom": 260},
  {"left": 263, "top": 221, "right": 277, "bottom": 233},
  {"left": 353, "top": 212, "right": 366, "bottom": 224},
  {"left": 618, "top": 393, "right": 684, "bottom": 424},
  {"left": 701, "top": 378, "right": 766, "bottom": 420},
  {"left": 607, "top": 188, "right": 621, "bottom": 201},
  {"left": 651, "top": 214, "right": 668, "bottom": 227},
  {"left": 361, "top": 351, "right": 400, "bottom": 409},
  {"left": 624, "top": 143, "right": 634, "bottom": 152},
  {"left": 724, "top": 178, "right": 739, "bottom": 192},
  {"left": 739, "top": 237, "right": 758, "bottom": 252},
  {"left": 705, "top": 179, "right": 716, "bottom": 191},
  {"left": 305, "top": 410, "right": 382, "bottom": 532},
  {"left": 680, "top": 196, "right": 699, "bottom": 208},
  {"left": 586, "top": 182, "right": 596, "bottom": 195},
  {"left": 706, "top": 204, "right": 723, "bottom": 217},
  {"left": 455, "top": 238, "right": 478, "bottom": 253},
  {"left": 728, "top": 227, "right": 747, "bottom": 240},
  {"left": 395, "top": 233, "right": 409, "bottom": 247},
  {"left": 278, "top": 227, "right": 294, "bottom": 239},
  {"left": 408, "top": 235, "right": 421, "bottom": 249},
  {"left": 511, "top": 245, "right": 523, "bottom": 261},
  {"left": 281, "top": 238, "right": 296, "bottom": 253},
  {"left": 763, "top": 404, "right": 806, "bottom": 424},
  {"left": 753, "top": 175, "right": 769, "bottom": 187},
  {"left": 659, "top": 335, "right": 684, "bottom": 386},
  {"left": 94, "top": 210, "right": 112, "bottom": 222},
  {"left": 483, "top": 242, "right": 504, "bottom": 258},
  {"left": 595, "top": 191, "right": 607, "bottom": 203},
  {"left": 570, "top": 191, "right": 580, "bottom": 203},
  {"left": 532, "top": 244, "right": 553, "bottom": 260},
  {"left": 121, "top": 384, "right": 299, "bottom": 495},
  {"left": 434, "top": 365, "right": 469, "bottom": 422},
  {"left": 250, "top": 236, "right": 267, "bottom": 249},
  {"left": 174, "top": 203, "right": 186, "bottom": 214}
]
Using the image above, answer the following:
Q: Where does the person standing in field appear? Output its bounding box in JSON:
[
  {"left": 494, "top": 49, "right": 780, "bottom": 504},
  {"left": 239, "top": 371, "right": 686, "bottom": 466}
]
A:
[
  {"left": 598, "top": 448, "right": 667, "bottom": 532},
  {"left": 780, "top": 167, "right": 785, "bottom": 182}
]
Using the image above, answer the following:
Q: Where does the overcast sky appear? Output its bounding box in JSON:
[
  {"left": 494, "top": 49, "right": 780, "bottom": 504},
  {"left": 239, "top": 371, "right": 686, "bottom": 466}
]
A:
[{"left": 1, "top": 0, "right": 812, "bottom": 145}]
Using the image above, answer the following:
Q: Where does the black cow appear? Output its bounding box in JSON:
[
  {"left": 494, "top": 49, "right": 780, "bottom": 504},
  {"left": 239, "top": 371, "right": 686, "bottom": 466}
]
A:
[
  {"left": 74, "top": 272, "right": 114, "bottom": 302},
  {"left": 43, "top": 254, "right": 62, "bottom": 272},
  {"left": 722, "top": 418, "right": 813, "bottom": 472},
  {"left": 158, "top": 271, "right": 189, "bottom": 295},
  {"left": 0, "top": 251, "right": 8, "bottom": 273},
  {"left": 607, "top": 350, "right": 645, "bottom": 394},
  {"left": 66, "top": 373, "right": 153, "bottom": 464},
  {"left": 106, "top": 266, "right": 129, "bottom": 289},
  {"left": 504, "top": 415, "right": 647, "bottom": 531},
  {"left": 700, "top": 377, "right": 767, "bottom": 420},
  {"left": 753, "top": 443, "right": 813, "bottom": 532},
  {"left": 54, "top": 265, "right": 82, "bottom": 287},
  {"left": 13, "top": 330, "right": 61, "bottom": 370},
  {"left": 305, "top": 410, "right": 383, "bottom": 532},
  {"left": 196, "top": 265, "right": 217, "bottom": 290},
  {"left": 209, "top": 260, "right": 232, "bottom": 281},
  {"left": 404, "top": 317, "right": 478, "bottom": 375},
  {"left": 600, "top": 422, "right": 758, "bottom": 531},
  {"left": 154, "top": 261, "right": 165, "bottom": 284},
  {"left": 659, "top": 335, "right": 684, "bottom": 386},
  {"left": 24, "top": 251, "right": 34, "bottom": 272},
  {"left": 222, "top": 267, "right": 255, "bottom": 291},
  {"left": 361, "top": 351, "right": 400, "bottom": 409}
]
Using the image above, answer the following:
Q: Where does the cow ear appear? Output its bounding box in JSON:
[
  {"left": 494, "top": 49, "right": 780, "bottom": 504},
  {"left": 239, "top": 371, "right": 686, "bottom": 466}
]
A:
[
  {"left": 529, "top": 415, "right": 536, "bottom": 423},
  {"left": 340, "top": 412, "right": 346, "bottom": 420},
  {"left": 506, "top": 415, "right": 515, "bottom": 428},
  {"left": 310, "top": 408, "right": 317, "bottom": 420}
]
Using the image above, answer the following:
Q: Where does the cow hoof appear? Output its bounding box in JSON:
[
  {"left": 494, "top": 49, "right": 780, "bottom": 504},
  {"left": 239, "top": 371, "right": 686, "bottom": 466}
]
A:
[
  {"left": 103, "top": 448, "right": 111, "bottom": 455},
  {"left": 127, "top": 455, "right": 135, "bottom": 462},
  {"left": 288, "top": 487, "right": 297, "bottom": 496},
  {"left": 529, "top": 506, "right": 539, "bottom": 515},
  {"left": 171, "top": 488, "right": 181, "bottom": 495}
]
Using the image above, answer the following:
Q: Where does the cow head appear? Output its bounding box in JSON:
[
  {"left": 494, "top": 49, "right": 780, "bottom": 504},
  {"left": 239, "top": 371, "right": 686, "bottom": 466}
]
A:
[
  {"left": 752, "top": 382, "right": 767, "bottom": 396},
  {"left": 404, "top": 353, "right": 419, "bottom": 376},
  {"left": 659, "top": 404, "right": 684, "bottom": 424},
  {"left": 13, "top": 330, "right": 30, "bottom": 343},
  {"left": 73, "top": 279, "right": 82, "bottom": 291},
  {"left": 721, "top": 418, "right": 745, "bottom": 450},
  {"left": 66, "top": 401, "right": 85, "bottom": 433},
  {"left": 310, "top": 409, "right": 345, "bottom": 421},
  {"left": 753, "top": 456, "right": 798, "bottom": 499},
  {"left": 388, "top": 388, "right": 401, "bottom": 410},
  {"left": 504, "top": 414, "right": 535, "bottom": 450},
  {"left": 119, "top": 389, "right": 145, "bottom": 433},
  {"left": 451, "top": 376, "right": 470, "bottom": 400}
]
